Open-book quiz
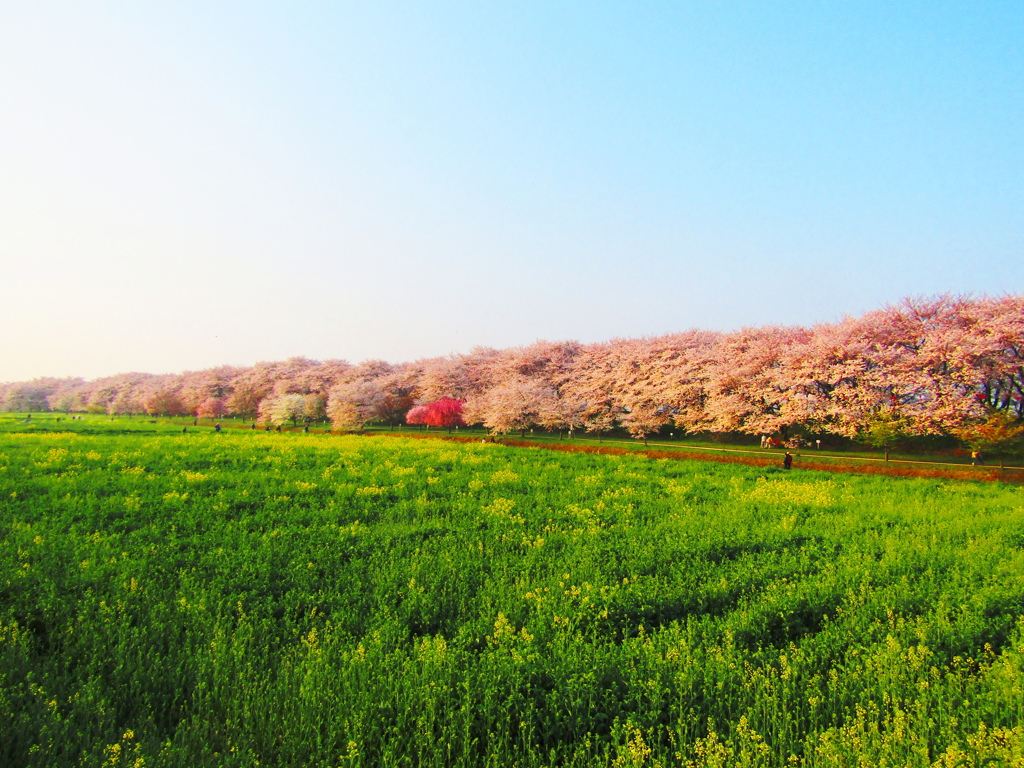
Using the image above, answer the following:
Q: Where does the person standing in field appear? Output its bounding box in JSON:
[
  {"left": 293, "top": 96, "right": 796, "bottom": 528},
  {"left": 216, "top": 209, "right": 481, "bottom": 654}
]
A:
[
  {"left": 971, "top": 449, "right": 983, "bottom": 466},
  {"left": 783, "top": 452, "right": 793, "bottom": 470}
]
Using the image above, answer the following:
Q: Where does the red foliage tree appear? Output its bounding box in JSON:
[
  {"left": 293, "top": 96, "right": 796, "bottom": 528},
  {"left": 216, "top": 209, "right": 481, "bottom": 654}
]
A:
[{"left": 424, "top": 398, "right": 465, "bottom": 431}]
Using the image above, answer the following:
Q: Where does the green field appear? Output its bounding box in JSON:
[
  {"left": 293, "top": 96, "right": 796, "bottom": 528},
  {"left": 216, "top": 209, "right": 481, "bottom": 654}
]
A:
[{"left": 2, "top": 417, "right": 1024, "bottom": 766}]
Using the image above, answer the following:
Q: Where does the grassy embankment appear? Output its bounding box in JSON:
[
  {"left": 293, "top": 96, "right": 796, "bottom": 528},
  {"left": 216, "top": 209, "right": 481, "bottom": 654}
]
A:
[
  {"left": 13, "top": 412, "right": 1022, "bottom": 483},
  {"left": 1, "top": 415, "right": 1024, "bottom": 766}
]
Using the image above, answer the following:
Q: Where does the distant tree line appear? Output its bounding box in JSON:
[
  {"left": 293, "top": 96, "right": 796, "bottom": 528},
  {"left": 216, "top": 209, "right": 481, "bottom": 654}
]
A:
[{"left": 2, "top": 295, "right": 1022, "bottom": 454}]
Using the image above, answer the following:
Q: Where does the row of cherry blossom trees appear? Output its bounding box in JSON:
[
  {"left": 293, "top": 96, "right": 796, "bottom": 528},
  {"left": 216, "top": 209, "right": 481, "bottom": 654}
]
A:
[{"left": 3, "top": 296, "right": 1021, "bottom": 448}]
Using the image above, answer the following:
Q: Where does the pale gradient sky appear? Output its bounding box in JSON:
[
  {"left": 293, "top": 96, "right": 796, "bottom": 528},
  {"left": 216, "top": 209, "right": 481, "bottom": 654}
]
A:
[{"left": 2, "top": 2, "right": 1021, "bottom": 382}]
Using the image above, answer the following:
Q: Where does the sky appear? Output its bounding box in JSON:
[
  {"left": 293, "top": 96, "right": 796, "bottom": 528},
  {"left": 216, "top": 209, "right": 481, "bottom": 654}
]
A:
[{"left": 1, "top": 1, "right": 1022, "bottom": 382}]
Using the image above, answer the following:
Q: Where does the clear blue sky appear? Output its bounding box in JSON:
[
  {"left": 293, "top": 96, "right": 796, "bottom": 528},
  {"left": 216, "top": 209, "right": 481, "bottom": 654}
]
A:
[{"left": 2, "top": 2, "right": 1021, "bottom": 381}]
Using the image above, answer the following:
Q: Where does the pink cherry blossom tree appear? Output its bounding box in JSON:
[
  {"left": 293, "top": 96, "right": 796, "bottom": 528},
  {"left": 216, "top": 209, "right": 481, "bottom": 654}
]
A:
[
  {"left": 465, "top": 380, "right": 554, "bottom": 436},
  {"left": 327, "top": 379, "right": 388, "bottom": 431},
  {"left": 229, "top": 357, "right": 347, "bottom": 418},
  {"left": 413, "top": 349, "right": 498, "bottom": 403},
  {"left": 259, "top": 393, "right": 308, "bottom": 426},
  {"left": 2, "top": 293, "right": 1018, "bottom": 445},
  {"left": 405, "top": 404, "right": 430, "bottom": 428},
  {"left": 179, "top": 366, "right": 242, "bottom": 415},
  {"left": 560, "top": 341, "right": 624, "bottom": 440},
  {"left": 303, "top": 394, "right": 328, "bottom": 424},
  {"left": 536, "top": 392, "right": 587, "bottom": 438},
  {"left": 44, "top": 378, "right": 88, "bottom": 413},
  {"left": 948, "top": 295, "right": 1024, "bottom": 424},
  {"left": 196, "top": 397, "right": 229, "bottom": 419},
  {"left": 142, "top": 380, "right": 189, "bottom": 417},
  {"left": 700, "top": 325, "right": 812, "bottom": 437},
  {"left": 2, "top": 377, "right": 83, "bottom": 412}
]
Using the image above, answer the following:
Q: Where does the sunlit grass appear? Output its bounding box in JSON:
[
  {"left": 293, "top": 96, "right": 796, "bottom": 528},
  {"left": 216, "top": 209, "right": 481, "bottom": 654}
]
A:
[{"left": 2, "top": 420, "right": 1023, "bottom": 766}]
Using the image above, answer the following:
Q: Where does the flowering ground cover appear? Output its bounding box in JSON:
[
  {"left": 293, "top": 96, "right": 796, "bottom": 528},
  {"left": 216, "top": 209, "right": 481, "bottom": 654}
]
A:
[{"left": 1, "top": 420, "right": 1023, "bottom": 766}]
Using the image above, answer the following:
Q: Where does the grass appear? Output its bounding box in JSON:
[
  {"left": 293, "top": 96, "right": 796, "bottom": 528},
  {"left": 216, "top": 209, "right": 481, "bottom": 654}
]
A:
[
  {"left": 18, "top": 413, "right": 1017, "bottom": 471},
  {"left": 1, "top": 415, "right": 1024, "bottom": 765}
]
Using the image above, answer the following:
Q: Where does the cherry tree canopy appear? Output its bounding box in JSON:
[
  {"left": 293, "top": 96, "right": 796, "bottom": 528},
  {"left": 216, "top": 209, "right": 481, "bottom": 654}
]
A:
[{"left": 3, "top": 295, "right": 1021, "bottom": 445}]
